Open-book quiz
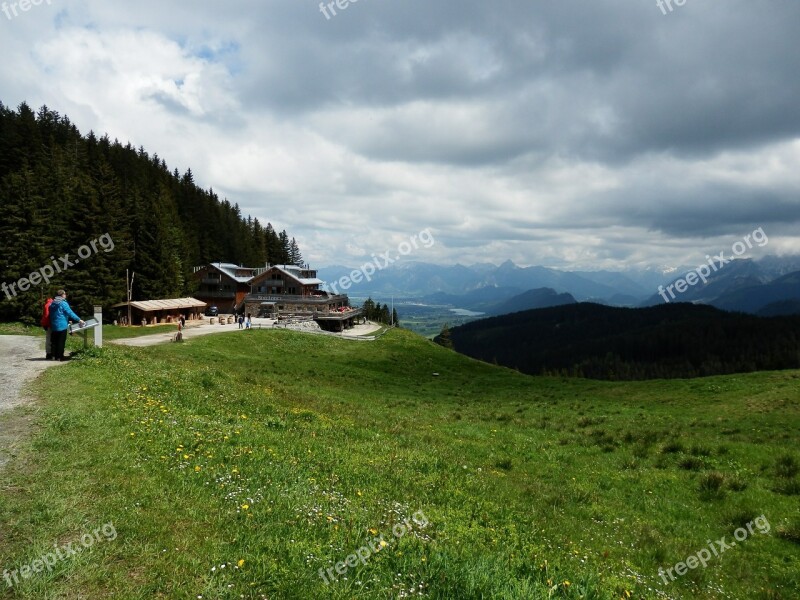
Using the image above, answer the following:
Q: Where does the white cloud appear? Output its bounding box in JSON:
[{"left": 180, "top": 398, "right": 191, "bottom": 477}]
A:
[{"left": 0, "top": 0, "right": 798, "bottom": 271}]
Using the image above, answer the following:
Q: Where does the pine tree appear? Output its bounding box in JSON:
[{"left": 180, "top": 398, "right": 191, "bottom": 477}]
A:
[
  {"left": 288, "top": 238, "right": 303, "bottom": 266},
  {"left": 277, "top": 230, "right": 289, "bottom": 265},
  {"left": 437, "top": 324, "right": 454, "bottom": 349},
  {"left": 0, "top": 103, "right": 304, "bottom": 322}
]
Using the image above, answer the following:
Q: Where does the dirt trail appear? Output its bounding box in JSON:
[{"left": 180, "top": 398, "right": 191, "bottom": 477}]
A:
[
  {"left": 111, "top": 319, "right": 383, "bottom": 347},
  {"left": 109, "top": 322, "right": 247, "bottom": 347},
  {"left": 0, "top": 335, "right": 63, "bottom": 470}
]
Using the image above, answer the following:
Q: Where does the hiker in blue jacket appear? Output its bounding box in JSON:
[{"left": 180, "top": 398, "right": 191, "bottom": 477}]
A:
[{"left": 49, "top": 289, "right": 84, "bottom": 361}]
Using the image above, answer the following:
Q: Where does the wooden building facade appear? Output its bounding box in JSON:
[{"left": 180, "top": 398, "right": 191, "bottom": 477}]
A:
[
  {"left": 192, "top": 262, "right": 362, "bottom": 330},
  {"left": 111, "top": 298, "right": 207, "bottom": 326},
  {"left": 192, "top": 263, "right": 258, "bottom": 313}
]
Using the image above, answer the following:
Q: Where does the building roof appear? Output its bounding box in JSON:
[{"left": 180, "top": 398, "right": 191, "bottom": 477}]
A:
[
  {"left": 196, "top": 262, "right": 325, "bottom": 286},
  {"left": 272, "top": 265, "right": 324, "bottom": 286},
  {"left": 209, "top": 262, "right": 257, "bottom": 284},
  {"left": 111, "top": 298, "right": 207, "bottom": 312}
]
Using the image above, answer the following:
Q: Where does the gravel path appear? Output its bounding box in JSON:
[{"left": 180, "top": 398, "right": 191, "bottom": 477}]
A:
[
  {"left": 109, "top": 322, "right": 249, "bottom": 347},
  {"left": 0, "top": 335, "right": 63, "bottom": 470},
  {"left": 110, "top": 319, "right": 383, "bottom": 347},
  {"left": 0, "top": 335, "right": 61, "bottom": 412}
]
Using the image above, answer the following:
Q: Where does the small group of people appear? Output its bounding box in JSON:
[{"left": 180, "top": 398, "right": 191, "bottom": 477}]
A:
[
  {"left": 41, "top": 289, "right": 84, "bottom": 361},
  {"left": 237, "top": 313, "right": 253, "bottom": 329}
]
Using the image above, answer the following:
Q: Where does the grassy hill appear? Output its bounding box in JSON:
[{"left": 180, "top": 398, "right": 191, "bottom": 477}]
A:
[{"left": 0, "top": 329, "right": 798, "bottom": 599}]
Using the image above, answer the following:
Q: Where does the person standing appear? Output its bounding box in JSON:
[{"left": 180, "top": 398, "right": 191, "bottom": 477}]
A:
[
  {"left": 49, "top": 289, "right": 84, "bottom": 361},
  {"left": 40, "top": 296, "right": 54, "bottom": 359}
]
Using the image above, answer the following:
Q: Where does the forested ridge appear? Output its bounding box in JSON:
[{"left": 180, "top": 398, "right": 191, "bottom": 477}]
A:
[
  {"left": 439, "top": 302, "right": 800, "bottom": 380},
  {"left": 0, "top": 102, "right": 302, "bottom": 323}
]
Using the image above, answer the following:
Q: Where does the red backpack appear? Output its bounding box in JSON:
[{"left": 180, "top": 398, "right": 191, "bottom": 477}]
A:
[{"left": 40, "top": 298, "right": 53, "bottom": 328}]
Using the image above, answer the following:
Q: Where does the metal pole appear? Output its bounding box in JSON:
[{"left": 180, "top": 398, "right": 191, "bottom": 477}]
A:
[
  {"left": 126, "top": 269, "right": 131, "bottom": 327},
  {"left": 94, "top": 305, "right": 103, "bottom": 348},
  {"left": 127, "top": 271, "right": 135, "bottom": 327}
]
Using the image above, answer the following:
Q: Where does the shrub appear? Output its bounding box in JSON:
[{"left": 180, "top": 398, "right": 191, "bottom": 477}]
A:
[
  {"left": 774, "top": 479, "right": 800, "bottom": 496},
  {"left": 679, "top": 457, "right": 705, "bottom": 471},
  {"left": 495, "top": 458, "right": 513, "bottom": 471},
  {"left": 775, "top": 454, "right": 799, "bottom": 479},
  {"left": 776, "top": 521, "right": 800, "bottom": 545},
  {"left": 690, "top": 445, "right": 712, "bottom": 457},
  {"left": 661, "top": 440, "right": 685, "bottom": 454},
  {"left": 726, "top": 476, "right": 748, "bottom": 492},
  {"left": 699, "top": 472, "right": 726, "bottom": 500}
]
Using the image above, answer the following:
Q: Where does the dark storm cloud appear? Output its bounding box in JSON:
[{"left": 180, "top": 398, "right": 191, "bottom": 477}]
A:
[{"left": 230, "top": 0, "right": 800, "bottom": 167}]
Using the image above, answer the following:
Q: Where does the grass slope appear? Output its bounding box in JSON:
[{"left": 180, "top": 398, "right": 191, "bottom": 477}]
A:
[{"left": 0, "top": 329, "right": 798, "bottom": 599}]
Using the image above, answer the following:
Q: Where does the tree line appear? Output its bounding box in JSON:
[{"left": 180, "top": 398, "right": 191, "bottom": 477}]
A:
[
  {"left": 361, "top": 298, "right": 399, "bottom": 327},
  {"left": 0, "top": 102, "right": 304, "bottom": 323}
]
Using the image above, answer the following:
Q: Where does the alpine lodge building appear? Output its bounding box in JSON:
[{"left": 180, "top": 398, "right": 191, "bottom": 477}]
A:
[{"left": 193, "top": 263, "right": 363, "bottom": 332}]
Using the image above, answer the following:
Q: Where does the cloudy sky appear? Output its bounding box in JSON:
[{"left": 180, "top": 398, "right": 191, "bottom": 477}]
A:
[{"left": 2, "top": 0, "right": 799, "bottom": 270}]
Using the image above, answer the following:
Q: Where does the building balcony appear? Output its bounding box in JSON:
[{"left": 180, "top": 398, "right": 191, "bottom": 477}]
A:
[
  {"left": 245, "top": 293, "right": 348, "bottom": 305},
  {"left": 197, "top": 290, "right": 237, "bottom": 299},
  {"left": 315, "top": 307, "right": 364, "bottom": 321}
]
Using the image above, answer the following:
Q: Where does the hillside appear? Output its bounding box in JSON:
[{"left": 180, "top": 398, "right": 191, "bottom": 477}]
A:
[
  {"left": 641, "top": 260, "right": 800, "bottom": 315},
  {"left": 0, "top": 329, "right": 797, "bottom": 599},
  {"left": 440, "top": 302, "right": 800, "bottom": 380},
  {"left": 485, "top": 287, "right": 577, "bottom": 316},
  {"left": 420, "top": 286, "right": 576, "bottom": 316},
  {"left": 759, "top": 299, "right": 800, "bottom": 317},
  {"left": 712, "top": 271, "right": 800, "bottom": 314},
  {"left": 0, "top": 102, "right": 302, "bottom": 323},
  {"left": 421, "top": 286, "right": 524, "bottom": 312}
]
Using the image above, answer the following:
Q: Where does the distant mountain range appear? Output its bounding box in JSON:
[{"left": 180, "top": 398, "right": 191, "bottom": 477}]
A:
[
  {"left": 320, "top": 255, "right": 800, "bottom": 317},
  {"left": 712, "top": 271, "right": 800, "bottom": 315},
  {"left": 421, "top": 287, "right": 576, "bottom": 316},
  {"left": 319, "top": 260, "right": 672, "bottom": 302},
  {"left": 641, "top": 258, "right": 800, "bottom": 314}
]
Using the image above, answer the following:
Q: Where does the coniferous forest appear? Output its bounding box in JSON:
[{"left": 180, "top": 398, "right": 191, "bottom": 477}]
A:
[
  {"left": 438, "top": 302, "right": 800, "bottom": 380},
  {"left": 0, "top": 102, "right": 302, "bottom": 324},
  {"left": 361, "top": 297, "right": 400, "bottom": 327}
]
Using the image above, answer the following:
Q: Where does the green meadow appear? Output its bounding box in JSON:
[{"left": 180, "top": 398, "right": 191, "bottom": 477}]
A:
[{"left": 0, "top": 328, "right": 798, "bottom": 599}]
